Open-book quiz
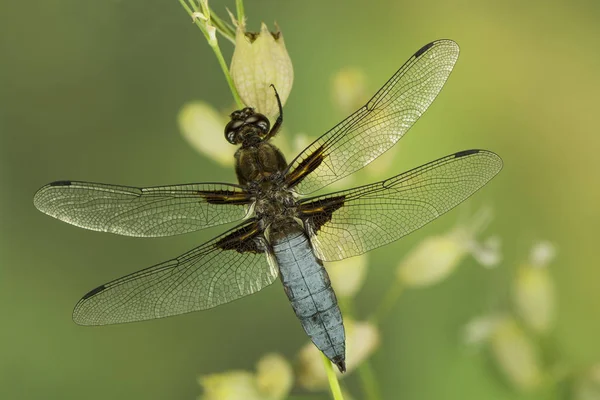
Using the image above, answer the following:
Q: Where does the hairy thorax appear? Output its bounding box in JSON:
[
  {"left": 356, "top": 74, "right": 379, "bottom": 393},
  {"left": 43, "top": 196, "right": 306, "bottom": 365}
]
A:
[{"left": 235, "top": 139, "right": 298, "bottom": 225}]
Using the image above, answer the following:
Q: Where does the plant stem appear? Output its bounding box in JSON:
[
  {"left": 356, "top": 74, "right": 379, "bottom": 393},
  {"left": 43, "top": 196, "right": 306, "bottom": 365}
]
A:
[
  {"left": 209, "top": 42, "right": 244, "bottom": 108},
  {"left": 235, "top": 0, "right": 245, "bottom": 25},
  {"left": 371, "top": 282, "right": 404, "bottom": 324},
  {"left": 177, "top": 0, "right": 244, "bottom": 108},
  {"left": 322, "top": 354, "right": 344, "bottom": 400},
  {"left": 357, "top": 360, "right": 382, "bottom": 400},
  {"left": 209, "top": 7, "right": 236, "bottom": 43}
]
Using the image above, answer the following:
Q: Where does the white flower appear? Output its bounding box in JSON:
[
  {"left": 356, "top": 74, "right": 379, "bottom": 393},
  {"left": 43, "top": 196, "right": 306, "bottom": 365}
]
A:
[
  {"left": 230, "top": 22, "right": 293, "bottom": 119},
  {"left": 513, "top": 241, "right": 557, "bottom": 334},
  {"left": 199, "top": 353, "right": 292, "bottom": 400},
  {"left": 463, "top": 314, "right": 503, "bottom": 346},
  {"left": 296, "top": 319, "right": 380, "bottom": 390},
  {"left": 324, "top": 254, "right": 368, "bottom": 298},
  {"left": 489, "top": 317, "right": 543, "bottom": 391},
  {"left": 397, "top": 207, "right": 500, "bottom": 287},
  {"left": 178, "top": 101, "right": 234, "bottom": 166},
  {"left": 530, "top": 240, "right": 557, "bottom": 267}
]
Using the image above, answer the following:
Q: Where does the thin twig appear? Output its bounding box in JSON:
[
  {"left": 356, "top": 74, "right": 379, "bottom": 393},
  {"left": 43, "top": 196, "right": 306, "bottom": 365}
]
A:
[{"left": 322, "top": 354, "right": 344, "bottom": 400}]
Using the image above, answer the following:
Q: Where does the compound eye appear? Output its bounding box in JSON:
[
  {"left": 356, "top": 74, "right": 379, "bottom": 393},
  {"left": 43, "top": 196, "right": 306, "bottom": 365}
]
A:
[
  {"left": 255, "top": 114, "right": 270, "bottom": 135},
  {"left": 224, "top": 120, "right": 243, "bottom": 144}
]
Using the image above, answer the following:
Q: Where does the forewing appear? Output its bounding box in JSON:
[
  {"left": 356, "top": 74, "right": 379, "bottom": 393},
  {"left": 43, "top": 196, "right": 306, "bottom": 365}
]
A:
[
  {"left": 34, "top": 181, "right": 253, "bottom": 237},
  {"left": 286, "top": 40, "right": 460, "bottom": 194},
  {"left": 297, "top": 150, "right": 502, "bottom": 261},
  {"left": 73, "top": 219, "right": 278, "bottom": 325}
]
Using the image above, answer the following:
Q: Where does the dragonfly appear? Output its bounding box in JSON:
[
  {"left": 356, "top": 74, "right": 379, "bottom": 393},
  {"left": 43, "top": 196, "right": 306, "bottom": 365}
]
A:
[{"left": 34, "top": 40, "right": 502, "bottom": 372}]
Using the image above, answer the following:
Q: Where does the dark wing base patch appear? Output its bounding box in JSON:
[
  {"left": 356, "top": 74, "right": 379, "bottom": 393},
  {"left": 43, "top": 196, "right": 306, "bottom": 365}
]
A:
[{"left": 297, "top": 195, "right": 346, "bottom": 233}]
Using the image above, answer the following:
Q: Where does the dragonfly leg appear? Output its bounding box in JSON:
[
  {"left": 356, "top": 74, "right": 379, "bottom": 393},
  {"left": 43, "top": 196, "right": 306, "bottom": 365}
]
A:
[{"left": 264, "top": 84, "right": 283, "bottom": 141}]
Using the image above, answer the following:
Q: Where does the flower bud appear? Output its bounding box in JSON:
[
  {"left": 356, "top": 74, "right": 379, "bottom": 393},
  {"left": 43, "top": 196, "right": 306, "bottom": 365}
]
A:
[
  {"left": 397, "top": 208, "right": 500, "bottom": 287},
  {"left": 324, "top": 254, "right": 368, "bottom": 298},
  {"left": 255, "top": 353, "right": 293, "bottom": 400},
  {"left": 198, "top": 353, "right": 292, "bottom": 400},
  {"left": 177, "top": 101, "right": 234, "bottom": 166},
  {"left": 230, "top": 23, "right": 293, "bottom": 119},
  {"left": 199, "top": 371, "right": 261, "bottom": 400},
  {"left": 397, "top": 234, "right": 467, "bottom": 287},
  {"left": 513, "top": 242, "right": 557, "bottom": 334},
  {"left": 296, "top": 319, "right": 380, "bottom": 390},
  {"left": 490, "top": 317, "right": 542, "bottom": 391}
]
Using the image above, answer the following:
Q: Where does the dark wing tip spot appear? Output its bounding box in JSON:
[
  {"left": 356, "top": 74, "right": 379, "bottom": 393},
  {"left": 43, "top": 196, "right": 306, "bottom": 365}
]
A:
[
  {"left": 82, "top": 284, "right": 106, "bottom": 300},
  {"left": 414, "top": 41, "right": 435, "bottom": 58},
  {"left": 50, "top": 180, "right": 72, "bottom": 187},
  {"left": 454, "top": 149, "right": 480, "bottom": 158}
]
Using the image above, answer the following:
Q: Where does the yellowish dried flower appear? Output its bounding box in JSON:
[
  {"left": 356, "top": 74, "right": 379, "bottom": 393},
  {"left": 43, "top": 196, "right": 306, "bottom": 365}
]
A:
[
  {"left": 198, "top": 353, "right": 292, "bottom": 400},
  {"left": 255, "top": 353, "right": 293, "bottom": 400},
  {"left": 490, "top": 317, "right": 543, "bottom": 391},
  {"left": 397, "top": 233, "right": 467, "bottom": 287},
  {"left": 324, "top": 254, "right": 368, "bottom": 298},
  {"left": 397, "top": 208, "right": 500, "bottom": 287},
  {"left": 199, "top": 371, "right": 262, "bottom": 400},
  {"left": 230, "top": 23, "right": 293, "bottom": 119},
  {"left": 513, "top": 241, "right": 557, "bottom": 334},
  {"left": 178, "top": 101, "right": 234, "bottom": 167},
  {"left": 296, "top": 319, "right": 380, "bottom": 390}
]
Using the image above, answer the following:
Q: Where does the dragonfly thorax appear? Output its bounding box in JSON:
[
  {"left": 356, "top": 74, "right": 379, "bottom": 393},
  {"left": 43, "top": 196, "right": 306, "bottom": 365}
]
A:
[{"left": 253, "top": 183, "right": 297, "bottom": 223}]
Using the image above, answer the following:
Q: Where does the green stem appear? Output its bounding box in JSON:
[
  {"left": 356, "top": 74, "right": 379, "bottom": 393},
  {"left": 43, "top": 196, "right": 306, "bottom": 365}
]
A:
[
  {"left": 322, "top": 354, "right": 344, "bottom": 400},
  {"left": 177, "top": 0, "right": 244, "bottom": 108},
  {"left": 235, "top": 0, "right": 245, "bottom": 25},
  {"left": 209, "top": 7, "right": 236, "bottom": 43},
  {"left": 371, "top": 282, "right": 404, "bottom": 324},
  {"left": 209, "top": 42, "right": 244, "bottom": 108},
  {"left": 357, "top": 360, "right": 382, "bottom": 400}
]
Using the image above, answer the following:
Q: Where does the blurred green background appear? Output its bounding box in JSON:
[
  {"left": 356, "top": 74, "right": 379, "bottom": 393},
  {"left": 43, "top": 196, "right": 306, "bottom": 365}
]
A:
[{"left": 1, "top": 0, "right": 599, "bottom": 399}]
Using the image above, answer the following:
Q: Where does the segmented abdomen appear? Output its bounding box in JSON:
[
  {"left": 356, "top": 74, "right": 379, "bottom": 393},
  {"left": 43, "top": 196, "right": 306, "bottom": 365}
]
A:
[{"left": 272, "top": 226, "right": 346, "bottom": 371}]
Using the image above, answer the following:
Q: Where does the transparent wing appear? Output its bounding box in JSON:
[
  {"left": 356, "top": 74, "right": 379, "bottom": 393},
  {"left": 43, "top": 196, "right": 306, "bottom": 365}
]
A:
[
  {"left": 73, "top": 219, "right": 278, "bottom": 325},
  {"left": 285, "top": 40, "right": 460, "bottom": 194},
  {"left": 34, "top": 181, "right": 253, "bottom": 237},
  {"left": 297, "top": 150, "right": 502, "bottom": 261}
]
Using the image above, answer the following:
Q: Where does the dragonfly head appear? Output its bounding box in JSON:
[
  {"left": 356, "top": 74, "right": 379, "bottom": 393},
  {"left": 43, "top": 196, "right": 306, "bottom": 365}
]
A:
[{"left": 224, "top": 107, "right": 271, "bottom": 145}]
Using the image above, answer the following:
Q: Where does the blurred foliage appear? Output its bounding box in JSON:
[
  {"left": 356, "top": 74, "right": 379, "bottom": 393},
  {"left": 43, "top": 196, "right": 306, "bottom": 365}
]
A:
[{"left": 1, "top": 0, "right": 599, "bottom": 399}]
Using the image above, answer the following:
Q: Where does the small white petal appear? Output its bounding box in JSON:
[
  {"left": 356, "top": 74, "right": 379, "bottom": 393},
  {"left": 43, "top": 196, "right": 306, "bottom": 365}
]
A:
[
  {"left": 192, "top": 12, "right": 208, "bottom": 22},
  {"left": 463, "top": 314, "right": 502, "bottom": 345},
  {"left": 206, "top": 24, "right": 217, "bottom": 44},
  {"left": 530, "top": 240, "right": 557, "bottom": 267},
  {"left": 469, "top": 235, "right": 502, "bottom": 268}
]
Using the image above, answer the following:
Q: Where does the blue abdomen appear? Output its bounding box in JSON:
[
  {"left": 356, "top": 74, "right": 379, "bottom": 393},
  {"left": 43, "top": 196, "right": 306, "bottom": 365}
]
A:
[{"left": 272, "top": 225, "right": 346, "bottom": 371}]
